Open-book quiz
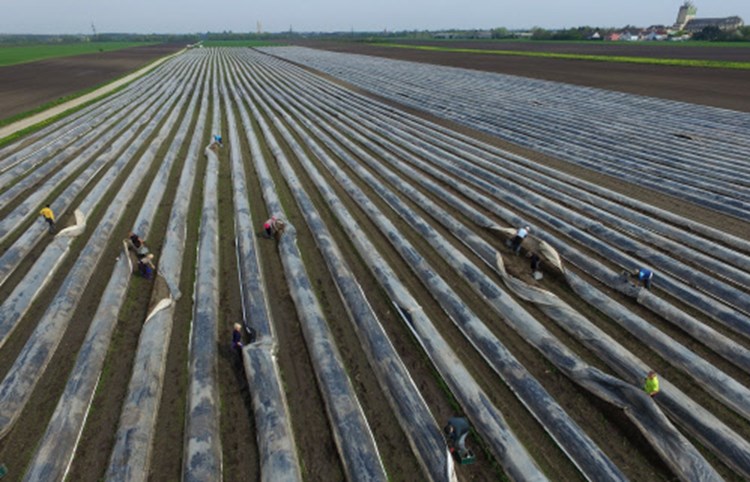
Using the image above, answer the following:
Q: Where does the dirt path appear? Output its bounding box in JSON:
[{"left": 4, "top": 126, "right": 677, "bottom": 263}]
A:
[{"left": 0, "top": 45, "right": 184, "bottom": 140}]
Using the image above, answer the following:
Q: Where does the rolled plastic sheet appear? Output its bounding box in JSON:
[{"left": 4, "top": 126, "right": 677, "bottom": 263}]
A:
[
  {"left": 0, "top": 55, "right": 194, "bottom": 219},
  {"left": 183, "top": 57, "right": 223, "bottom": 482},
  {"left": 258, "top": 48, "right": 750, "bottom": 372},
  {"left": 346, "top": 103, "right": 750, "bottom": 341},
  {"left": 314, "top": 91, "right": 750, "bottom": 476},
  {"left": 106, "top": 52, "right": 209, "bottom": 482},
  {"left": 326, "top": 88, "right": 750, "bottom": 333},
  {"left": 22, "top": 250, "right": 132, "bottom": 481},
  {"left": 330, "top": 105, "right": 748, "bottom": 400},
  {"left": 242, "top": 346, "right": 303, "bottom": 482},
  {"left": 284, "top": 63, "right": 743, "bottom": 474},
  {"left": 0, "top": 56, "right": 197, "bottom": 293},
  {"left": 0, "top": 64, "right": 169, "bottom": 185},
  {"left": 222, "top": 69, "right": 273, "bottom": 341},
  {"left": 303, "top": 64, "right": 750, "bottom": 389},
  {"left": 221, "top": 59, "right": 302, "bottom": 482},
  {"left": 258, "top": 49, "right": 750, "bottom": 258},
  {"left": 237, "top": 73, "right": 388, "bottom": 482},
  {"left": 0, "top": 63, "right": 163, "bottom": 175}
]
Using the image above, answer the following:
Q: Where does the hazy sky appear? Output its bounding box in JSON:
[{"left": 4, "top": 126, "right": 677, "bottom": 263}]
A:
[{"left": 2, "top": 0, "right": 749, "bottom": 34}]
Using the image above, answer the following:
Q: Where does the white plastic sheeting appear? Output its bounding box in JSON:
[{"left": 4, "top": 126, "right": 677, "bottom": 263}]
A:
[
  {"left": 23, "top": 53, "right": 205, "bottom": 482},
  {"left": 234, "top": 62, "right": 388, "bottom": 481},
  {"left": 221, "top": 58, "right": 302, "bottom": 482},
  {"left": 106, "top": 51, "right": 210, "bottom": 482}
]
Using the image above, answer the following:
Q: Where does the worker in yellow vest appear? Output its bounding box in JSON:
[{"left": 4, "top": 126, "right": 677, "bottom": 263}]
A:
[
  {"left": 40, "top": 204, "right": 55, "bottom": 234},
  {"left": 644, "top": 371, "right": 660, "bottom": 397}
]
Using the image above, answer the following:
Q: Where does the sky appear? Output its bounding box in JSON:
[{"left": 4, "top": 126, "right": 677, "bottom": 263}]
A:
[{"left": 2, "top": 0, "right": 749, "bottom": 34}]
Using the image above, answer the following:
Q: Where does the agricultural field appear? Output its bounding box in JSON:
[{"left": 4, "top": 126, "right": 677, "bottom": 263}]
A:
[
  {"left": 295, "top": 40, "right": 750, "bottom": 112},
  {"left": 0, "top": 43, "right": 184, "bottom": 123},
  {"left": 0, "top": 42, "right": 159, "bottom": 67},
  {"left": 0, "top": 45, "right": 749, "bottom": 482}
]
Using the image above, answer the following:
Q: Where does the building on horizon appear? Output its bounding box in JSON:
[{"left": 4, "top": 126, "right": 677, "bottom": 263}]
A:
[{"left": 673, "top": 1, "right": 744, "bottom": 32}]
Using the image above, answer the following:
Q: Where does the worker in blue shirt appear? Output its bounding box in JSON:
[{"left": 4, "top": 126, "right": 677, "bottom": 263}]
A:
[{"left": 633, "top": 267, "right": 654, "bottom": 289}]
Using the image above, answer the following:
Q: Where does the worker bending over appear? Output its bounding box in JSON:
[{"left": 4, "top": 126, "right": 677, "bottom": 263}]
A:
[
  {"left": 633, "top": 267, "right": 654, "bottom": 290},
  {"left": 644, "top": 371, "right": 660, "bottom": 397},
  {"left": 40, "top": 204, "right": 55, "bottom": 234},
  {"left": 263, "top": 215, "right": 286, "bottom": 240},
  {"left": 510, "top": 226, "right": 530, "bottom": 255},
  {"left": 444, "top": 417, "right": 471, "bottom": 458}
]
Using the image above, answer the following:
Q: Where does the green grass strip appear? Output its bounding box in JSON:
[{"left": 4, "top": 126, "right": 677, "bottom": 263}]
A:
[
  {"left": 374, "top": 42, "right": 750, "bottom": 70},
  {"left": 0, "top": 42, "right": 157, "bottom": 67}
]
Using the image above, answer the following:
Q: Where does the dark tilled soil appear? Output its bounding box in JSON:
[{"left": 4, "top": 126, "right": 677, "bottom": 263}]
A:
[
  {"left": 0, "top": 43, "right": 184, "bottom": 120},
  {"left": 378, "top": 39, "right": 750, "bottom": 61}
]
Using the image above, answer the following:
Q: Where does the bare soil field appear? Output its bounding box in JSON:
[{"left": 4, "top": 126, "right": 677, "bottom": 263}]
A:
[
  {"left": 0, "top": 46, "right": 748, "bottom": 482},
  {"left": 293, "top": 40, "right": 750, "bottom": 112},
  {"left": 0, "top": 43, "right": 184, "bottom": 120},
  {"left": 376, "top": 39, "right": 750, "bottom": 61}
]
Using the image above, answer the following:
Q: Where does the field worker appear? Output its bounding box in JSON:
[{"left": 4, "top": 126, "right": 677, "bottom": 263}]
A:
[
  {"left": 138, "top": 254, "right": 156, "bottom": 280},
  {"left": 232, "top": 323, "right": 243, "bottom": 351},
  {"left": 213, "top": 134, "right": 223, "bottom": 147},
  {"left": 263, "top": 216, "right": 277, "bottom": 238},
  {"left": 530, "top": 253, "right": 541, "bottom": 273},
  {"left": 128, "top": 232, "right": 150, "bottom": 259},
  {"left": 40, "top": 204, "right": 56, "bottom": 234},
  {"left": 510, "top": 226, "right": 530, "bottom": 255},
  {"left": 644, "top": 371, "right": 660, "bottom": 397},
  {"left": 444, "top": 417, "right": 471, "bottom": 457},
  {"left": 128, "top": 231, "right": 143, "bottom": 249},
  {"left": 273, "top": 218, "right": 286, "bottom": 241},
  {"left": 633, "top": 267, "right": 654, "bottom": 290}
]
